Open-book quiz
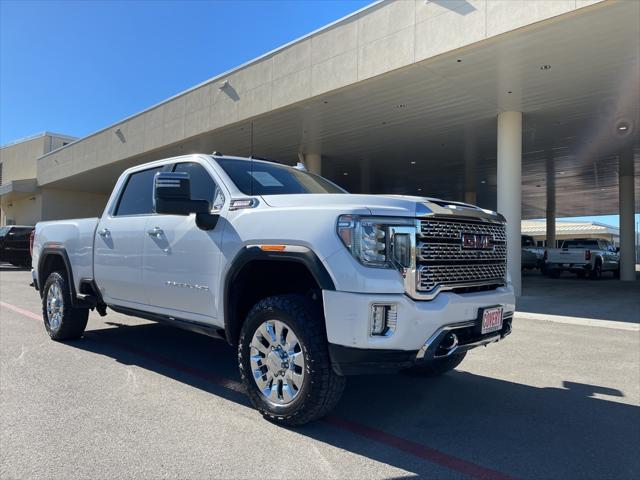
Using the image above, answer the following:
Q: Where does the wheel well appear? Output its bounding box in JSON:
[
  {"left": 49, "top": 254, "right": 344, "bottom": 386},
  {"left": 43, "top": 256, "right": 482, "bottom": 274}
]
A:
[
  {"left": 40, "top": 254, "right": 67, "bottom": 289},
  {"left": 225, "top": 260, "right": 323, "bottom": 346}
]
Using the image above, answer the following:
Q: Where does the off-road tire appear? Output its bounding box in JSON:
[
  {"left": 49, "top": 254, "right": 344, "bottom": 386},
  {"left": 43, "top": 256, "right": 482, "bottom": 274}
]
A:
[
  {"left": 42, "top": 271, "right": 89, "bottom": 341},
  {"left": 405, "top": 352, "right": 467, "bottom": 377},
  {"left": 238, "top": 294, "right": 345, "bottom": 427}
]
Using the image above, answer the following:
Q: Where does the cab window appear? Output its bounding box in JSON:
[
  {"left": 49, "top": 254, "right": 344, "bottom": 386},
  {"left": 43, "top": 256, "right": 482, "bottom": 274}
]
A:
[
  {"left": 173, "top": 162, "right": 225, "bottom": 210},
  {"left": 114, "top": 167, "right": 163, "bottom": 216}
]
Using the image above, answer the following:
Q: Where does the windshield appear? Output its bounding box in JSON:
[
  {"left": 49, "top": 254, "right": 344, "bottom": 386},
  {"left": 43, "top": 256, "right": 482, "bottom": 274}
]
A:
[
  {"left": 0, "top": 227, "right": 10, "bottom": 238},
  {"left": 216, "top": 158, "right": 346, "bottom": 195}
]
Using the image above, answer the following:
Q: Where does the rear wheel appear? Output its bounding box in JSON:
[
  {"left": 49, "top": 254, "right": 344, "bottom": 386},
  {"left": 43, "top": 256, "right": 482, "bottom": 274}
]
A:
[
  {"left": 42, "top": 271, "right": 89, "bottom": 341},
  {"left": 405, "top": 352, "right": 467, "bottom": 377},
  {"left": 590, "top": 261, "right": 602, "bottom": 280},
  {"left": 238, "top": 294, "right": 345, "bottom": 426}
]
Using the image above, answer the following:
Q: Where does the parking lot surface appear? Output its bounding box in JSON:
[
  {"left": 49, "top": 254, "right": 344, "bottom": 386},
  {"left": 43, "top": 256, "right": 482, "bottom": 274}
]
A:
[{"left": 1, "top": 265, "right": 639, "bottom": 479}]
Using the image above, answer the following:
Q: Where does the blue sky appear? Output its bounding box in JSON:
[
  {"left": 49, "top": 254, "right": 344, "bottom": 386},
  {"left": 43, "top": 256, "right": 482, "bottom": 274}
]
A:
[
  {"left": 0, "top": 0, "right": 369, "bottom": 144},
  {"left": 1, "top": 0, "right": 636, "bottom": 229}
]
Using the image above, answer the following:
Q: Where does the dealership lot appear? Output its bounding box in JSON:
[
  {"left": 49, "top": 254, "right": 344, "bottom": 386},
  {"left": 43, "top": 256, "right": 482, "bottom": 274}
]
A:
[{"left": 1, "top": 266, "right": 639, "bottom": 479}]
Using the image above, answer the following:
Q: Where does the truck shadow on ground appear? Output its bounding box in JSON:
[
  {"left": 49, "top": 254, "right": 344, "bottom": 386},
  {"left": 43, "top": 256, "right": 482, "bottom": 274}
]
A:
[{"left": 68, "top": 321, "right": 640, "bottom": 480}]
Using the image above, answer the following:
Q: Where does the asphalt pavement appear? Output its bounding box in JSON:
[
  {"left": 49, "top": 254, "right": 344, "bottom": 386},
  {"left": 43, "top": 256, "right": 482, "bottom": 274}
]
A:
[{"left": 1, "top": 265, "right": 639, "bottom": 479}]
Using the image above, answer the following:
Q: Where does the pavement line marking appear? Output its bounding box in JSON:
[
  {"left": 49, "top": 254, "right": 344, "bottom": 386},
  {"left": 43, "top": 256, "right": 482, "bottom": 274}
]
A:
[
  {"left": 0, "top": 301, "right": 42, "bottom": 321},
  {"left": 1, "top": 300, "right": 517, "bottom": 480},
  {"left": 515, "top": 311, "right": 640, "bottom": 332}
]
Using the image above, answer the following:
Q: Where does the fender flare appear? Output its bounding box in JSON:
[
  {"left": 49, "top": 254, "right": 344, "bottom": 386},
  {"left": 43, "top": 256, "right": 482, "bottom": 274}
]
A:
[
  {"left": 37, "top": 246, "right": 82, "bottom": 307},
  {"left": 222, "top": 245, "right": 335, "bottom": 345}
]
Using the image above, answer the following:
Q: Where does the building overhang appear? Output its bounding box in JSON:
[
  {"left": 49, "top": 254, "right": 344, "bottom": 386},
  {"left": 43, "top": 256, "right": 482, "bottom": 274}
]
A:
[{"left": 0, "top": 179, "right": 40, "bottom": 203}]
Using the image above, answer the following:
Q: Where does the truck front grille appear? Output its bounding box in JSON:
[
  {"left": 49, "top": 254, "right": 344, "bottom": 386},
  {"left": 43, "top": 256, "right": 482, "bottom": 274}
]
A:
[{"left": 416, "top": 218, "right": 507, "bottom": 294}]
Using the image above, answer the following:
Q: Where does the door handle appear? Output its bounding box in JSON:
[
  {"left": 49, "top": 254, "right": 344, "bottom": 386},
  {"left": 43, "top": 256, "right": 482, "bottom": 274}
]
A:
[
  {"left": 147, "top": 227, "right": 164, "bottom": 237},
  {"left": 97, "top": 228, "right": 110, "bottom": 237}
]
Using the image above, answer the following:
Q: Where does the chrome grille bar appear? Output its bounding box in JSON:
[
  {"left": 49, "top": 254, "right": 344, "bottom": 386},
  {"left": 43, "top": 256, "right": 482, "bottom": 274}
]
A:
[
  {"left": 418, "top": 242, "right": 507, "bottom": 262},
  {"left": 419, "top": 219, "right": 506, "bottom": 243},
  {"left": 418, "top": 263, "right": 507, "bottom": 291}
]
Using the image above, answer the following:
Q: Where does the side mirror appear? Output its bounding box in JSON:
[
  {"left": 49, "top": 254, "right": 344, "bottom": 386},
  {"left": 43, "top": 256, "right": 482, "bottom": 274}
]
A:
[
  {"left": 616, "top": 247, "right": 620, "bottom": 253},
  {"left": 154, "top": 172, "right": 209, "bottom": 215},
  {"left": 154, "top": 172, "right": 219, "bottom": 230}
]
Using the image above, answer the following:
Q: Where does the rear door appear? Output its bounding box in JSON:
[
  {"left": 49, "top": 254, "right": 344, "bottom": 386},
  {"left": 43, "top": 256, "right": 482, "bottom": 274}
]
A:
[
  {"left": 141, "top": 160, "right": 227, "bottom": 325},
  {"left": 94, "top": 166, "right": 163, "bottom": 306}
]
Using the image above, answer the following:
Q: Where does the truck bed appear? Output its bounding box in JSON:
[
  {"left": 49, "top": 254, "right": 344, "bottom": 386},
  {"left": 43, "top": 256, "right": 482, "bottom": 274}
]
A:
[{"left": 33, "top": 217, "right": 99, "bottom": 293}]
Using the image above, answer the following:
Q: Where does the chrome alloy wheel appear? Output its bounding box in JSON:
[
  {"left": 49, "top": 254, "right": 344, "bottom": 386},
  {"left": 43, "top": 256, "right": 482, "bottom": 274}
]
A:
[
  {"left": 46, "top": 283, "right": 64, "bottom": 330},
  {"left": 250, "top": 319, "right": 305, "bottom": 405}
]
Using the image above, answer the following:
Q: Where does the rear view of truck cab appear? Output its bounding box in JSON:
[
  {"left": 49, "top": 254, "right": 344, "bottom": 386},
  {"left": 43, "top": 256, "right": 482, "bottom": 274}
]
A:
[{"left": 31, "top": 153, "right": 515, "bottom": 426}]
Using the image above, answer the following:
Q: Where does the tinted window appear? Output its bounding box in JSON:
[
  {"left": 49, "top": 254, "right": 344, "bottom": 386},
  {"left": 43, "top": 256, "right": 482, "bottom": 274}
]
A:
[
  {"left": 217, "top": 158, "right": 345, "bottom": 195},
  {"left": 12, "top": 228, "right": 33, "bottom": 240},
  {"left": 521, "top": 236, "right": 535, "bottom": 247},
  {"left": 173, "top": 162, "right": 224, "bottom": 209},
  {"left": 115, "top": 167, "right": 163, "bottom": 216},
  {"left": 562, "top": 240, "right": 599, "bottom": 248}
]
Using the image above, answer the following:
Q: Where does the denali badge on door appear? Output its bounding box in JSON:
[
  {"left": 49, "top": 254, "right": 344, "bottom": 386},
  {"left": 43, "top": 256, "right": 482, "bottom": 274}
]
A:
[{"left": 479, "top": 306, "right": 503, "bottom": 334}]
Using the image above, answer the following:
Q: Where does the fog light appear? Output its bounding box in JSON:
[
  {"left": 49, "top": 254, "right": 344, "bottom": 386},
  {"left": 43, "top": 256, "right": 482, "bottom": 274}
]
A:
[{"left": 370, "top": 304, "right": 397, "bottom": 336}]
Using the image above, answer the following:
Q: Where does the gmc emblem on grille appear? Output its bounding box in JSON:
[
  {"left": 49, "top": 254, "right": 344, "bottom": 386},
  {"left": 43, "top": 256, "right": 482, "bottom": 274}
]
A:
[{"left": 461, "top": 233, "right": 493, "bottom": 250}]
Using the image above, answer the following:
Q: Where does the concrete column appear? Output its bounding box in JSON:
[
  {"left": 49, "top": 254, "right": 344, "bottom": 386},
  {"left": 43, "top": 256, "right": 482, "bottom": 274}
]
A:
[
  {"left": 464, "top": 131, "right": 477, "bottom": 205},
  {"left": 304, "top": 153, "right": 322, "bottom": 176},
  {"left": 619, "top": 149, "right": 636, "bottom": 281},
  {"left": 546, "top": 153, "right": 556, "bottom": 248},
  {"left": 360, "top": 158, "right": 371, "bottom": 194},
  {"left": 497, "top": 111, "right": 523, "bottom": 296}
]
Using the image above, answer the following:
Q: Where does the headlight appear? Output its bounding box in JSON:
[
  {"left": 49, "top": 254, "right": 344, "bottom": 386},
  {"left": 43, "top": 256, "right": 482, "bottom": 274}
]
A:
[{"left": 337, "top": 215, "right": 415, "bottom": 268}]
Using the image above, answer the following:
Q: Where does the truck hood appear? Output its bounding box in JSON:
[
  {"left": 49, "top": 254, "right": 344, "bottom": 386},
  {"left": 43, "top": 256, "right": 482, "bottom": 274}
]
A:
[{"left": 260, "top": 194, "right": 504, "bottom": 221}]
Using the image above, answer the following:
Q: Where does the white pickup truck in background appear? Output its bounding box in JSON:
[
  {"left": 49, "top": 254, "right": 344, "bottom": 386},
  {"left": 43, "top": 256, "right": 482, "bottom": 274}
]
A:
[
  {"left": 545, "top": 238, "right": 620, "bottom": 279},
  {"left": 31, "top": 153, "right": 515, "bottom": 426}
]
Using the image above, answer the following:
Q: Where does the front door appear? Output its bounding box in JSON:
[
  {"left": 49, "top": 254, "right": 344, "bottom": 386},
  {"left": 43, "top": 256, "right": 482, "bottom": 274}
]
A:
[
  {"left": 94, "top": 166, "right": 162, "bottom": 306},
  {"left": 142, "top": 161, "right": 226, "bottom": 325}
]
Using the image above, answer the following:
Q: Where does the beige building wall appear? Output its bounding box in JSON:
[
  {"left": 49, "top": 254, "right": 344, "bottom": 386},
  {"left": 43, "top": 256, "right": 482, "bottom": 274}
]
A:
[
  {"left": 0, "top": 195, "right": 42, "bottom": 226},
  {"left": 0, "top": 135, "right": 47, "bottom": 183},
  {"left": 41, "top": 189, "right": 109, "bottom": 220},
  {"left": 1, "top": 133, "right": 78, "bottom": 225}
]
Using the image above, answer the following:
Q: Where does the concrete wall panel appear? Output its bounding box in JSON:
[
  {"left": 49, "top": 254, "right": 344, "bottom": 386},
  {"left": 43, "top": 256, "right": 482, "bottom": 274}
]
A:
[
  {"left": 312, "top": 49, "right": 358, "bottom": 96},
  {"left": 238, "top": 83, "right": 272, "bottom": 120},
  {"left": 486, "top": 0, "right": 575, "bottom": 37},
  {"left": 273, "top": 40, "right": 311, "bottom": 80},
  {"left": 358, "top": 26, "right": 414, "bottom": 81},
  {"left": 0, "top": 136, "right": 46, "bottom": 184},
  {"left": 357, "top": 0, "right": 415, "bottom": 46},
  {"left": 231, "top": 60, "right": 273, "bottom": 94},
  {"left": 415, "top": 1, "right": 486, "bottom": 61},
  {"left": 184, "top": 106, "right": 212, "bottom": 138},
  {"left": 311, "top": 20, "right": 358, "bottom": 64},
  {"left": 272, "top": 68, "right": 312, "bottom": 109}
]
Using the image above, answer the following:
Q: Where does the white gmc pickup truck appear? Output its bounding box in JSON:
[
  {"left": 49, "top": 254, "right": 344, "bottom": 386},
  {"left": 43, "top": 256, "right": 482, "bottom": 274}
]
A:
[{"left": 31, "top": 154, "right": 515, "bottom": 425}]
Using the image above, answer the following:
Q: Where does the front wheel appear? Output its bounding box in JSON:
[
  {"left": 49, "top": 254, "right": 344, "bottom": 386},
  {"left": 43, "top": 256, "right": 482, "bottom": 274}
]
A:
[
  {"left": 42, "top": 271, "right": 89, "bottom": 341},
  {"left": 238, "top": 295, "right": 345, "bottom": 427},
  {"left": 405, "top": 352, "right": 467, "bottom": 377}
]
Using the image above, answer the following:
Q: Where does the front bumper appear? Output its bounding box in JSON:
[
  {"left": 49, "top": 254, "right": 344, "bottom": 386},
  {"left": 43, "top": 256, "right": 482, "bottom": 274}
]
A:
[{"left": 323, "top": 286, "right": 515, "bottom": 375}]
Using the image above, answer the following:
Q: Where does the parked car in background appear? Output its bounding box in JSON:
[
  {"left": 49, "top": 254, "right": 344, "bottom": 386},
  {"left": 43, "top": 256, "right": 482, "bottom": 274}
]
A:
[
  {"left": 544, "top": 238, "right": 619, "bottom": 279},
  {"left": 522, "top": 235, "right": 545, "bottom": 270},
  {"left": 0, "top": 225, "right": 35, "bottom": 268}
]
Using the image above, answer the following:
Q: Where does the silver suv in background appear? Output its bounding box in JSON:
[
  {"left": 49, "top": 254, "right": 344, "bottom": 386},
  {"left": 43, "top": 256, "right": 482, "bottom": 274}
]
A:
[{"left": 522, "top": 235, "right": 544, "bottom": 271}]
